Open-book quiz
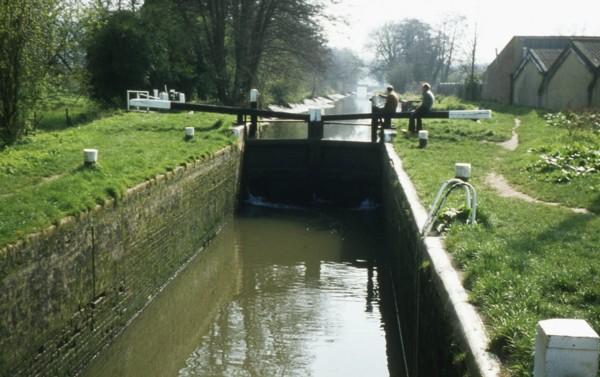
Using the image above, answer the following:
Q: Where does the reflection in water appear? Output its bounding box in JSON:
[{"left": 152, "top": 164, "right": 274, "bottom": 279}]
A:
[
  {"left": 260, "top": 95, "right": 375, "bottom": 142},
  {"left": 179, "top": 207, "right": 397, "bottom": 377},
  {"left": 82, "top": 206, "right": 403, "bottom": 377}
]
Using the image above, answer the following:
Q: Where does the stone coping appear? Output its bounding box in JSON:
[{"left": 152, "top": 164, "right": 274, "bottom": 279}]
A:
[{"left": 384, "top": 143, "right": 502, "bottom": 377}]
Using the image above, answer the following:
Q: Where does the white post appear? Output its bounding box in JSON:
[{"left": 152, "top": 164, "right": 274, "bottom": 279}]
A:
[
  {"left": 309, "top": 108, "right": 321, "bottom": 122},
  {"left": 534, "top": 319, "right": 599, "bottom": 377},
  {"left": 418, "top": 130, "right": 429, "bottom": 148},
  {"left": 83, "top": 149, "right": 98, "bottom": 166},
  {"left": 250, "top": 88, "right": 259, "bottom": 103},
  {"left": 455, "top": 163, "right": 471, "bottom": 180},
  {"left": 184, "top": 127, "right": 195, "bottom": 140}
]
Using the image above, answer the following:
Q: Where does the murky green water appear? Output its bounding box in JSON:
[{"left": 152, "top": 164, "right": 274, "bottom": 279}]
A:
[{"left": 82, "top": 206, "right": 403, "bottom": 377}]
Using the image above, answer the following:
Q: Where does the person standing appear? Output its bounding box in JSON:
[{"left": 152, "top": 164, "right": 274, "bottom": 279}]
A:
[{"left": 409, "top": 83, "right": 434, "bottom": 133}]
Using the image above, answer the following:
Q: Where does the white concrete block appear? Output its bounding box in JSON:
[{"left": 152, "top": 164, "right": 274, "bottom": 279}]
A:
[
  {"left": 83, "top": 149, "right": 98, "bottom": 164},
  {"left": 184, "top": 127, "right": 195, "bottom": 138},
  {"left": 534, "top": 319, "right": 599, "bottom": 377},
  {"left": 455, "top": 163, "right": 471, "bottom": 180}
]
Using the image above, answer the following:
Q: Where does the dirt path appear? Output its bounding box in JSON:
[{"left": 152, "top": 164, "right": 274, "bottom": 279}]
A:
[
  {"left": 484, "top": 172, "right": 590, "bottom": 214},
  {"left": 496, "top": 118, "right": 520, "bottom": 151}
]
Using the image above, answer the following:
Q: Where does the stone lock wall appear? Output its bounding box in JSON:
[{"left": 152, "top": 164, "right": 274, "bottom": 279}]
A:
[
  {"left": 0, "top": 146, "right": 242, "bottom": 377},
  {"left": 381, "top": 144, "right": 500, "bottom": 377}
]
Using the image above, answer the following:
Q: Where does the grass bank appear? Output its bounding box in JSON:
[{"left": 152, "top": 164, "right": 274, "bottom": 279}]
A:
[
  {"left": 0, "top": 110, "right": 235, "bottom": 248},
  {"left": 393, "top": 97, "right": 600, "bottom": 376}
]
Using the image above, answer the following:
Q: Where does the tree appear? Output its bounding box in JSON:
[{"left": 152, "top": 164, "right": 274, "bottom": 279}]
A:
[
  {"left": 175, "top": 0, "right": 331, "bottom": 105},
  {"left": 86, "top": 10, "right": 151, "bottom": 104},
  {"left": 462, "top": 24, "right": 481, "bottom": 100},
  {"left": 368, "top": 17, "right": 468, "bottom": 92},
  {"left": 140, "top": 0, "right": 205, "bottom": 98},
  {"left": 0, "top": 0, "right": 59, "bottom": 146},
  {"left": 323, "top": 49, "right": 364, "bottom": 93}
]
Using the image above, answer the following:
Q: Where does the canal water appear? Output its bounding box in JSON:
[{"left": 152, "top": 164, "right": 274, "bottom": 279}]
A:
[
  {"left": 259, "top": 94, "right": 375, "bottom": 141},
  {"left": 82, "top": 206, "right": 405, "bottom": 377},
  {"left": 82, "top": 93, "right": 407, "bottom": 376}
]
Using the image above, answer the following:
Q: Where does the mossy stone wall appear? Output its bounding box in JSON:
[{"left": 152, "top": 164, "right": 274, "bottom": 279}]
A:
[{"left": 0, "top": 146, "right": 241, "bottom": 377}]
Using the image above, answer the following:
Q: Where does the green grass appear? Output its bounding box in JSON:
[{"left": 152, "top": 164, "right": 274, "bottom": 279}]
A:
[
  {"left": 393, "top": 99, "right": 600, "bottom": 376},
  {"left": 0, "top": 110, "right": 235, "bottom": 248},
  {"left": 35, "top": 95, "right": 109, "bottom": 132}
]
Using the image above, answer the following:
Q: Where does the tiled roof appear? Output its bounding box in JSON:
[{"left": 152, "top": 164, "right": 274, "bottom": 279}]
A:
[
  {"left": 530, "top": 48, "right": 563, "bottom": 72},
  {"left": 518, "top": 36, "right": 572, "bottom": 51},
  {"left": 572, "top": 39, "right": 600, "bottom": 69}
]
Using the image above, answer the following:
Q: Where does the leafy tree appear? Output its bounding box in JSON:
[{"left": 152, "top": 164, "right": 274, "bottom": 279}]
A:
[
  {"left": 175, "top": 0, "right": 331, "bottom": 105},
  {"left": 86, "top": 10, "right": 150, "bottom": 104},
  {"left": 140, "top": 0, "right": 208, "bottom": 99},
  {"left": 0, "top": 0, "right": 58, "bottom": 146},
  {"left": 369, "top": 17, "right": 468, "bottom": 92}
]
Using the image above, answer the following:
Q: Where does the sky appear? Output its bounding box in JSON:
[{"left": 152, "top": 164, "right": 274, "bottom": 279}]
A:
[{"left": 324, "top": 0, "right": 600, "bottom": 64}]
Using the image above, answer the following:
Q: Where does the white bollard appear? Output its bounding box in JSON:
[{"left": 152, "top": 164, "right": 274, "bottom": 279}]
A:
[
  {"left": 178, "top": 93, "right": 186, "bottom": 103},
  {"left": 383, "top": 129, "right": 397, "bottom": 143},
  {"left": 83, "top": 149, "right": 98, "bottom": 166},
  {"left": 309, "top": 108, "right": 321, "bottom": 122},
  {"left": 534, "top": 319, "right": 599, "bottom": 377},
  {"left": 250, "top": 89, "right": 259, "bottom": 103},
  {"left": 153, "top": 89, "right": 158, "bottom": 98},
  {"left": 418, "top": 130, "right": 429, "bottom": 148},
  {"left": 184, "top": 127, "right": 195, "bottom": 139},
  {"left": 455, "top": 163, "right": 471, "bottom": 180}
]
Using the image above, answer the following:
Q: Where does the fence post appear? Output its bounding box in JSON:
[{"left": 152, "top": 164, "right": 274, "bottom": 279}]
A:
[
  {"left": 249, "top": 89, "right": 259, "bottom": 138},
  {"left": 534, "top": 319, "right": 599, "bottom": 377},
  {"left": 371, "top": 102, "right": 379, "bottom": 143}
]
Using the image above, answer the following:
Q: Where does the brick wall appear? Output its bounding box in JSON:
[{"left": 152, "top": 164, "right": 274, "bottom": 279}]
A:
[{"left": 0, "top": 145, "right": 242, "bottom": 377}]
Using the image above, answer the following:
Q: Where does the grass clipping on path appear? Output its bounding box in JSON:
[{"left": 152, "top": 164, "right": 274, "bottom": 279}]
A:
[
  {"left": 0, "top": 111, "right": 235, "bottom": 248},
  {"left": 393, "top": 99, "right": 600, "bottom": 377}
]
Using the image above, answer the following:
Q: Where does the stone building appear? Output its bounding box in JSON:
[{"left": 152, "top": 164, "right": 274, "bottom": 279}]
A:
[
  {"left": 481, "top": 36, "right": 571, "bottom": 104},
  {"left": 512, "top": 48, "right": 562, "bottom": 107},
  {"left": 482, "top": 36, "right": 600, "bottom": 110}
]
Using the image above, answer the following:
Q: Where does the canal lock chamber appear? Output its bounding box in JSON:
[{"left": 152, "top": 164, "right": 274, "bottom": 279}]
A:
[
  {"left": 76, "top": 139, "right": 471, "bottom": 377},
  {"left": 236, "top": 137, "right": 472, "bottom": 377}
]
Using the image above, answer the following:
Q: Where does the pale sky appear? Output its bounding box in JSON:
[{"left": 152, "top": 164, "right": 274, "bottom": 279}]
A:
[{"left": 324, "top": 0, "right": 600, "bottom": 64}]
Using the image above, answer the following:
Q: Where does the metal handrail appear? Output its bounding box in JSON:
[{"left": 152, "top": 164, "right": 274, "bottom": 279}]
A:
[{"left": 421, "top": 178, "right": 477, "bottom": 236}]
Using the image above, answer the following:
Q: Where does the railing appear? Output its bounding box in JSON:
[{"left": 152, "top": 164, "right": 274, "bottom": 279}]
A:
[{"left": 127, "top": 90, "right": 492, "bottom": 143}]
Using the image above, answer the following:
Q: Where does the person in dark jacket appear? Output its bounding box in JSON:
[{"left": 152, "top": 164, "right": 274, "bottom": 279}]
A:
[{"left": 409, "top": 83, "right": 434, "bottom": 133}]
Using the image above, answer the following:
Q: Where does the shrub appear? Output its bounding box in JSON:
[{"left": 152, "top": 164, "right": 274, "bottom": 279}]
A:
[
  {"left": 544, "top": 111, "right": 600, "bottom": 136},
  {"left": 527, "top": 145, "right": 600, "bottom": 183}
]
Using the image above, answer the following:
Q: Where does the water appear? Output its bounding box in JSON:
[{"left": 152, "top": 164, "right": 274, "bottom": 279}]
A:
[
  {"left": 259, "top": 95, "right": 375, "bottom": 142},
  {"left": 82, "top": 206, "right": 404, "bottom": 377}
]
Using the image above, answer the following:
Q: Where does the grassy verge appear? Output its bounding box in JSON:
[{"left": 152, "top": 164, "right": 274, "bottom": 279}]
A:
[
  {"left": 0, "top": 110, "right": 235, "bottom": 248},
  {"left": 393, "top": 98, "right": 600, "bottom": 376},
  {"left": 35, "top": 95, "right": 109, "bottom": 132}
]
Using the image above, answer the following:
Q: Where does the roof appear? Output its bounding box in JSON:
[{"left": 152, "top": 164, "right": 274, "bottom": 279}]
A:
[
  {"left": 572, "top": 39, "right": 600, "bottom": 69},
  {"left": 515, "top": 36, "right": 572, "bottom": 51},
  {"left": 530, "top": 49, "right": 563, "bottom": 72}
]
